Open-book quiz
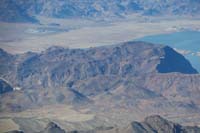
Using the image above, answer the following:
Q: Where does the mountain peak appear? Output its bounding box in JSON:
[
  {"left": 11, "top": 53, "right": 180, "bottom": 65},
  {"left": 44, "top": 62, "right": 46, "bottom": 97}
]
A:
[
  {"left": 128, "top": 115, "right": 200, "bottom": 133},
  {"left": 157, "top": 46, "right": 198, "bottom": 74},
  {"left": 40, "top": 122, "right": 65, "bottom": 133}
]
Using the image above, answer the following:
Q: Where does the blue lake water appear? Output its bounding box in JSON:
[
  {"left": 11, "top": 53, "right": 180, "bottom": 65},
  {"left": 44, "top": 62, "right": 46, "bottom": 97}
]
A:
[{"left": 136, "top": 31, "right": 200, "bottom": 72}]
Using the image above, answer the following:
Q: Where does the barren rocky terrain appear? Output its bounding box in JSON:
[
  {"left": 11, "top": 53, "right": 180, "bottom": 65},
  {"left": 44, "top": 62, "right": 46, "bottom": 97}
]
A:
[
  {"left": 0, "top": 1, "right": 200, "bottom": 132},
  {"left": 0, "top": 41, "right": 200, "bottom": 132}
]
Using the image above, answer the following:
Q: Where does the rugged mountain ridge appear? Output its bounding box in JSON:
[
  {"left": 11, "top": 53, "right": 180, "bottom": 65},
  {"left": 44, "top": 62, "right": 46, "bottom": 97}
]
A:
[
  {"left": 0, "top": 42, "right": 197, "bottom": 91},
  {"left": 0, "top": 42, "right": 199, "bottom": 111},
  {"left": 9, "top": 115, "right": 200, "bottom": 133},
  {"left": 0, "top": 0, "right": 200, "bottom": 22},
  {"left": 1, "top": 41, "right": 200, "bottom": 131},
  {"left": 124, "top": 115, "right": 200, "bottom": 133}
]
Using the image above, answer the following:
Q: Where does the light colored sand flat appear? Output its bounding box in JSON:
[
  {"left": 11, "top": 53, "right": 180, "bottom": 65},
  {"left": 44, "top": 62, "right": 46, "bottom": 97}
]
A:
[
  {"left": 0, "top": 118, "right": 20, "bottom": 133},
  {"left": 0, "top": 18, "right": 200, "bottom": 54},
  {"left": 0, "top": 105, "right": 94, "bottom": 122}
]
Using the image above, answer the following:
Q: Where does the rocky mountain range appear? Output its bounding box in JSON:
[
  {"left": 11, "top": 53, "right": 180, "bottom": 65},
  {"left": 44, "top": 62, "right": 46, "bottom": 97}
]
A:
[
  {"left": 0, "top": 41, "right": 197, "bottom": 90},
  {"left": 1, "top": 41, "right": 200, "bottom": 132},
  {"left": 0, "top": 0, "right": 200, "bottom": 22},
  {"left": 7, "top": 115, "right": 200, "bottom": 133}
]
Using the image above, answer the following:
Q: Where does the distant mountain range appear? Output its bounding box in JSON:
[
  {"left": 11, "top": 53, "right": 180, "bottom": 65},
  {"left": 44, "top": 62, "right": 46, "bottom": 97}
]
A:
[{"left": 0, "top": 0, "right": 200, "bottom": 22}]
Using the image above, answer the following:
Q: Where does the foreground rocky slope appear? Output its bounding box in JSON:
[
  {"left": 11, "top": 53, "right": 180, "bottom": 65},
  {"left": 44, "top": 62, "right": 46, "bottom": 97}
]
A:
[
  {"left": 122, "top": 115, "right": 200, "bottom": 133},
  {"left": 8, "top": 115, "right": 200, "bottom": 133},
  {"left": 39, "top": 122, "right": 65, "bottom": 133},
  {"left": 0, "top": 41, "right": 200, "bottom": 132}
]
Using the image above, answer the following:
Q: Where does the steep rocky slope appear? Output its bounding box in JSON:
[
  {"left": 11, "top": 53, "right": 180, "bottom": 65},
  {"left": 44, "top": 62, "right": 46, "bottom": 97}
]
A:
[{"left": 0, "top": 79, "right": 13, "bottom": 94}]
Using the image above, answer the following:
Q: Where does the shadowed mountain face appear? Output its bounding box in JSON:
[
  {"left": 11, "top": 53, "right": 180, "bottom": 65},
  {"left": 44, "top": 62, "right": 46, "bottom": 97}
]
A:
[
  {"left": 0, "top": 79, "right": 13, "bottom": 94},
  {"left": 157, "top": 46, "right": 198, "bottom": 74},
  {"left": 0, "top": 0, "right": 200, "bottom": 22}
]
